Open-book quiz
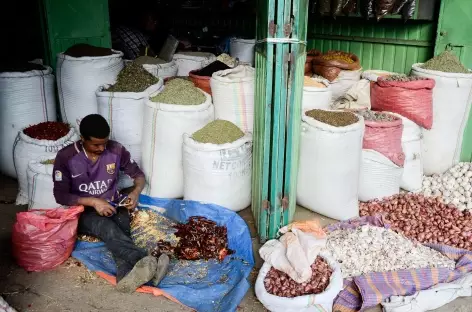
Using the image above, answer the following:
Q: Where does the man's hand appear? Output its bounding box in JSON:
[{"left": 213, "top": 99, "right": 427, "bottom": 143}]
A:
[
  {"left": 92, "top": 198, "right": 116, "bottom": 216},
  {"left": 124, "top": 191, "right": 139, "bottom": 210}
]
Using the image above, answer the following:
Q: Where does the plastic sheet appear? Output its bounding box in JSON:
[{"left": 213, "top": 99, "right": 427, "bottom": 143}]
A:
[
  {"left": 361, "top": 0, "right": 375, "bottom": 19},
  {"left": 392, "top": 0, "right": 409, "bottom": 14},
  {"left": 401, "top": 0, "right": 416, "bottom": 21},
  {"left": 72, "top": 195, "right": 254, "bottom": 312},
  {"left": 375, "top": 0, "right": 396, "bottom": 20},
  {"left": 12, "top": 206, "right": 83, "bottom": 272}
]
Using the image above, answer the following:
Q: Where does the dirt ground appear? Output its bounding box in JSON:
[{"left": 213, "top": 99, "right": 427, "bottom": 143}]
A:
[{"left": 1, "top": 175, "right": 471, "bottom": 312}]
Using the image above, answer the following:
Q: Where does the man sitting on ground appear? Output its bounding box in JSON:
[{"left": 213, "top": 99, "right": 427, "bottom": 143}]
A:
[{"left": 53, "top": 114, "right": 168, "bottom": 293}]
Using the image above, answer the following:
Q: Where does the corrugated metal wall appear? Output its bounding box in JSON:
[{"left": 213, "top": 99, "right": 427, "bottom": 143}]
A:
[{"left": 307, "top": 18, "right": 437, "bottom": 73}]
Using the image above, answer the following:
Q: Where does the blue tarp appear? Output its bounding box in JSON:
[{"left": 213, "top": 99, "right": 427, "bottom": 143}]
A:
[{"left": 72, "top": 195, "right": 255, "bottom": 312}]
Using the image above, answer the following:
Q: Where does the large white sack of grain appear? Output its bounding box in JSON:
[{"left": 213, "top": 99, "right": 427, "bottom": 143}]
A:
[
  {"left": 297, "top": 112, "right": 364, "bottom": 220},
  {"left": 143, "top": 61, "right": 178, "bottom": 79},
  {"left": 211, "top": 65, "right": 255, "bottom": 133},
  {"left": 411, "top": 64, "right": 472, "bottom": 175},
  {"left": 141, "top": 91, "right": 214, "bottom": 198},
  {"left": 255, "top": 252, "right": 343, "bottom": 312},
  {"left": 27, "top": 157, "right": 61, "bottom": 210},
  {"left": 14, "top": 127, "right": 78, "bottom": 205},
  {"left": 230, "top": 38, "right": 256, "bottom": 66},
  {"left": 0, "top": 65, "right": 56, "bottom": 178},
  {"left": 358, "top": 149, "right": 403, "bottom": 202},
  {"left": 96, "top": 80, "right": 163, "bottom": 165},
  {"left": 389, "top": 113, "right": 423, "bottom": 192},
  {"left": 56, "top": 51, "right": 124, "bottom": 130},
  {"left": 182, "top": 133, "right": 252, "bottom": 211},
  {"left": 172, "top": 52, "right": 216, "bottom": 76}
]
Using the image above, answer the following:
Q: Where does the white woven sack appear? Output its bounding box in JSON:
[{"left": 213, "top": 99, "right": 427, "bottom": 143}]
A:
[
  {"left": 96, "top": 81, "right": 163, "bottom": 165},
  {"left": 389, "top": 113, "right": 423, "bottom": 192},
  {"left": 411, "top": 64, "right": 472, "bottom": 175},
  {"left": 172, "top": 52, "right": 216, "bottom": 76},
  {"left": 143, "top": 61, "right": 178, "bottom": 79},
  {"left": 302, "top": 78, "right": 332, "bottom": 112},
  {"left": 359, "top": 149, "right": 403, "bottom": 202},
  {"left": 296, "top": 113, "right": 364, "bottom": 220},
  {"left": 27, "top": 157, "right": 61, "bottom": 210},
  {"left": 230, "top": 38, "right": 256, "bottom": 66},
  {"left": 141, "top": 91, "right": 214, "bottom": 198},
  {"left": 182, "top": 133, "right": 252, "bottom": 211},
  {"left": 56, "top": 51, "right": 124, "bottom": 130},
  {"left": 211, "top": 65, "right": 255, "bottom": 133},
  {"left": 255, "top": 252, "right": 343, "bottom": 312},
  {"left": 13, "top": 128, "right": 78, "bottom": 205},
  {"left": 0, "top": 66, "right": 56, "bottom": 178},
  {"left": 329, "top": 68, "right": 362, "bottom": 101}
]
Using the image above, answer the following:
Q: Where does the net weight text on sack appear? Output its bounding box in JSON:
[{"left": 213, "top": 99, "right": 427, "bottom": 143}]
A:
[
  {"left": 212, "top": 158, "right": 251, "bottom": 172},
  {"left": 44, "top": 141, "right": 73, "bottom": 153}
]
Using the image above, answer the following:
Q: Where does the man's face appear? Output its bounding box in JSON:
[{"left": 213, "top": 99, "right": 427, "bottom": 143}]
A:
[{"left": 81, "top": 136, "right": 109, "bottom": 156}]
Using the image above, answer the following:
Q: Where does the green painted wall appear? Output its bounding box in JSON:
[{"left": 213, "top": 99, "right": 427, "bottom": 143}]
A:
[
  {"left": 307, "top": 18, "right": 436, "bottom": 74},
  {"left": 42, "top": 0, "right": 112, "bottom": 69}
]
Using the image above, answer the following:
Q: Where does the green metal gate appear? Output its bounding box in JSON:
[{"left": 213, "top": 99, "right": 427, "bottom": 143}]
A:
[{"left": 252, "top": 0, "right": 309, "bottom": 241}]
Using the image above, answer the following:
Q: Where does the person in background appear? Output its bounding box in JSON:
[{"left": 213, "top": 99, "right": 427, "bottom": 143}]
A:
[
  {"left": 112, "top": 10, "right": 168, "bottom": 60},
  {"left": 53, "top": 114, "right": 169, "bottom": 293},
  {"left": 112, "top": 11, "right": 157, "bottom": 60}
]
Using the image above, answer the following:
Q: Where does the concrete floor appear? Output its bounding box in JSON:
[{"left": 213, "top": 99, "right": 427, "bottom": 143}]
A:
[{"left": 0, "top": 175, "right": 471, "bottom": 312}]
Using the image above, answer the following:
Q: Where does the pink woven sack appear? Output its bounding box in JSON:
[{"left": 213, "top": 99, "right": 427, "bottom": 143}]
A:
[
  {"left": 370, "top": 78, "right": 435, "bottom": 129},
  {"left": 363, "top": 115, "right": 405, "bottom": 167}
]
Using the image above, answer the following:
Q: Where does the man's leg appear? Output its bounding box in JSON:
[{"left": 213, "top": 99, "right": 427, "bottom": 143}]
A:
[
  {"left": 111, "top": 207, "right": 170, "bottom": 287},
  {"left": 78, "top": 207, "right": 157, "bottom": 292}
]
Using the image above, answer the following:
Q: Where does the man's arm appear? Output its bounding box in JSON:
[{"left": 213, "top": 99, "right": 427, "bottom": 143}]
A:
[
  {"left": 119, "top": 146, "right": 145, "bottom": 209},
  {"left": 53, "top": 156, "right": 81, "bottom": 206}
]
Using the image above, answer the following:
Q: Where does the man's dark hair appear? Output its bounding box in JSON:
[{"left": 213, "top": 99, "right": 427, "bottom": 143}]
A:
[{"left": 80, "top": 114, "right": 110, "bottom": 140}]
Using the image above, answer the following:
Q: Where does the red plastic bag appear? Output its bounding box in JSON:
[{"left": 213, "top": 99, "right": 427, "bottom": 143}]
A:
[
  {"left": 363, "top": 115, "right": 405, "bottom": 167},
  {"left": 12, "top": 206, "right": 84, "bottom": 272},
  {"left": 370, "top": 78, "right": 435, "bottom": 129}
]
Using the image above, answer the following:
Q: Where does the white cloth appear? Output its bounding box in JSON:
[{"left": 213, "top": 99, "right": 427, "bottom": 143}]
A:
[
  {"left": 382, "top": 273, "right": 472, "bottom": 312},
  {"left": 331, "top": 79, "right": 371, "bottom": 110},
  {"left": 259, "top": 229, "right": 326, "bottom": 283}
]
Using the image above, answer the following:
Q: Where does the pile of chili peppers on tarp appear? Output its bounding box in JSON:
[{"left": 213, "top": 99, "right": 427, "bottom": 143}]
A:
[
  {"left": 156, "top": 216, "right": 233, "bottom": 261},
  {"left": 23, "top": 122, "right": 70, "bottom": 140},
  {"left": 72, "top": 195, "right": 254, "bottom": 312}
]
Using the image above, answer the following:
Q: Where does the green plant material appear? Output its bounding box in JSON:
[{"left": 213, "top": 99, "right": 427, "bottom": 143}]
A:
[
  {"left": 384, "top": 74, "right": 428, "bottom": 82},
  {"left": 151, "top": 78, "right": 206, "bottom": 105},
  {"left": 41, "top": 159, "right": 55, "bottom": 165},
  {"left": 106, "top": 62, "right": 160, "bottom": 92},
  {"left": 358, "top": 110, "right": 395, "bottom": 122},
  {"left": 422, "top": 51, "right": 469, "bottom": 74},
  {"left": 135, "top": 56, "right": 167, "bottom": 65},
  {"left": 305, "top": 109, "right": 358, "bottom": 127},
  {"left": 192, "top": 120, "right": 245, "bottom": 144}
]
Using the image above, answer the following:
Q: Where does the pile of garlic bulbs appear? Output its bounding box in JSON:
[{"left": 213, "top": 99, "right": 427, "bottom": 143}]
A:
[{"left": 422, "top": 162, "right": 472, "bottom": 211}]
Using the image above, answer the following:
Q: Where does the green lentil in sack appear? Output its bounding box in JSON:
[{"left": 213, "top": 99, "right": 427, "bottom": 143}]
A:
[
  {"left": 192, "top": 120, "right": 245, "bottom": 144},
  {"left": 106, "top": 62, "right": 159, "bottom": 92},
  {"left": 151, "top": 78, "right": 206, "bottom": 105}
]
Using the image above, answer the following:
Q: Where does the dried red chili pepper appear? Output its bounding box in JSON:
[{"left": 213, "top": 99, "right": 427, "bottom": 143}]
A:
[
  {"left": 153, "top": 216, "right": 233, "bottom": 261},
  {"left": 23, "top": 122, "right": 70, "bottom": 141}
]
